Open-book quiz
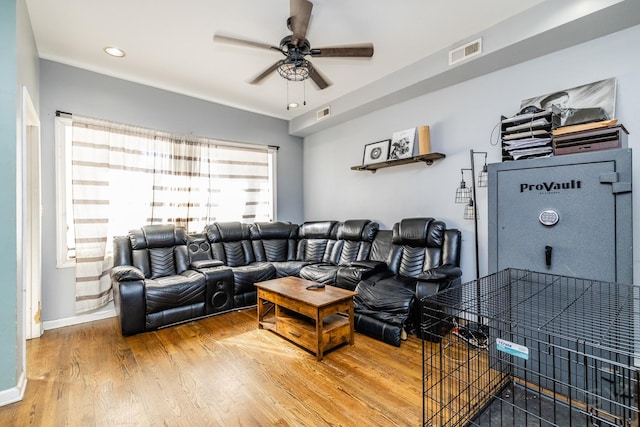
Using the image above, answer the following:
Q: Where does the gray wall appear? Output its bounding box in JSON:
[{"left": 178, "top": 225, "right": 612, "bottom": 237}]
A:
[
  {"left": 303, "top": 25, "right": 640, "bottom": 285},
  {"left": 39, "top": 60, "right": 304, "bottom": 322}
]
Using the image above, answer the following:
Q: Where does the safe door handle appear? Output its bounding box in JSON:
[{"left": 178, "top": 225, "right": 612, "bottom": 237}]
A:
[{"left": 545, "top": 246, "right": 552, "bottom": 267}]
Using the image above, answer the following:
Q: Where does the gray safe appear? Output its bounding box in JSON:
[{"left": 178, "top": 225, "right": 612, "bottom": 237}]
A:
[{"left": 488, "top": 149, "right": 632, "bottom": 284}]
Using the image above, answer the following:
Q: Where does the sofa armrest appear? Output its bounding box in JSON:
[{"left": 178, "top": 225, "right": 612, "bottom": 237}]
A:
[
  {"left": 191, "top": 259, "right": 224, "bottom": 269},
  {"left": 112, "top": 279, "right": 146, "bottom": 336},
  {"left": 415, "top": 276, "right": 462, "bottom": 300},
  {"left": 415, "top": 264, "right": 462, "bottom": 302},
  {"left": 335, "top": 261, "right": 388, "bottom": 290},
  {"left": 416, "top": 264, "right": 462, "bottom": 282},
  {"left": 111, "top": 265, "right": 145, "bottom": 281}
]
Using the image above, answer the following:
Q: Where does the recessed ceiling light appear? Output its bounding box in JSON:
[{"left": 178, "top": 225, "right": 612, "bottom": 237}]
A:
[
  {"left": 288, "top": 102, "right": 299, "bottom": 109},
  {"left": 104, "top": 47, "right": 125, "bottom": 58}
]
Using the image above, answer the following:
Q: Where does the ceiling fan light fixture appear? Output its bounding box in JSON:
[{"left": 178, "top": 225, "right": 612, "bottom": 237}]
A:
[
  {"left": 104, "top": 46, "right": 126, "bottom": 58},
  {"left": 277, "top": 59, "right": 310, "bottom": 82}
]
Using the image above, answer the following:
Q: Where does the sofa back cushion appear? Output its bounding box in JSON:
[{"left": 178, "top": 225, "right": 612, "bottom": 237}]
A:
[
  {"left": 368, "top": 230, "right": 396, "bottom": 263},
  {"left": 128, "top": 224, "right": 189, "bottom": 279},
  {"left": 296, "top": 221, "right": 338, "bottom": 262},
  {"left": 250, "top": 221, "right": 298, "bottom": 262},
  {"left": 390, "top": 217, "right": 447, "bottom": 277},
  {"left": 333, "top": 219, "right": 379, "bottom": 265},
  {"left": 204, "top": 222, "right": 255, "bottom": 267}
]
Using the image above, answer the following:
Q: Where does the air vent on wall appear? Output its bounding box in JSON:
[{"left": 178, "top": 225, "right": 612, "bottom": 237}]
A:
[
  {"left": 449, "top": 38, "right": 482, "bottom": 66},
  {"left": 317, "top": 106, "right": 331, "bottom": 121}
]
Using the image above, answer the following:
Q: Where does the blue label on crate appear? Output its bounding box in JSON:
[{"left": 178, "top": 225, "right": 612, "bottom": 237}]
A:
[{"left": 496, "top": 338, "right": 529, "bottom": 360}]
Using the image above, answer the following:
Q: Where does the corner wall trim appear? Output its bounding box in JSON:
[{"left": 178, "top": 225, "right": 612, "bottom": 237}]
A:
[{"left": 0, "top": 371, "right": 26, "bottom": 407}]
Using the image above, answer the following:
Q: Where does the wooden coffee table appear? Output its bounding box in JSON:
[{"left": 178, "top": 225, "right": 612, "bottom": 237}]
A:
[{"left": 254, "top": 276, "right": 357, "bottom": 360}]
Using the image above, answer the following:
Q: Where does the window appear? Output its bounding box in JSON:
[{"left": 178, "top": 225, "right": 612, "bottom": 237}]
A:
[
  {"left": 55, "top": 115, "right": 75, "bottom": 267},
  {"left": 55, "top": 114, "right": 277, "bottom": 268}
]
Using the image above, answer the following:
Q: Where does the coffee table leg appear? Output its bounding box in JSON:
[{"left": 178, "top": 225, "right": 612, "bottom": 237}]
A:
[
  {"left": 348, "top": 301, "right": 354, "bottom": 345},
  {"left": 316, "top": 310, "right": 323, "bottom": 361},
  {"left": 257, "top": 296, "right": 264, "bottom": 329}
]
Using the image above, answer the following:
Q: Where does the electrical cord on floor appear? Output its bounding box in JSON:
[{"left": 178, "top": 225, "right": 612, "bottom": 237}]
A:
[{"left": 452, "top": 319, "right": 488, "bottom": 349}]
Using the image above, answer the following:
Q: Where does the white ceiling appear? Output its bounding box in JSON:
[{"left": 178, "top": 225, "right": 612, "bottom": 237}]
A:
[{"left": 25, "top": 0, "right": 548, "bottom": 121}]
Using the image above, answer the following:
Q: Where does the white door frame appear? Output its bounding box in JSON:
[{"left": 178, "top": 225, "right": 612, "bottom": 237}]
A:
[{"left": 22, "top": 86, "right": 42, "bottom": 340}]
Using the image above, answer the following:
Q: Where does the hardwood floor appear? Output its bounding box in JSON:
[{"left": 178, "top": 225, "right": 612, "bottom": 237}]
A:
[{"left": 0, "top": 308, "right": 427, "bottom": 426}]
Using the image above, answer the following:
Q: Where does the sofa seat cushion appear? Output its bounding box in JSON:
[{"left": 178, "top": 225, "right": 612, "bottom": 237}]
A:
[
  {"left": 231, "top": 262, "right": 277, "bottom": 288},
  {"left": 299, "top": 263, "right": 339, "bottom": 285},
  {"left": 229, "top": 262, "right": 277, "bottom": 307},
  {"left": 144, "top": 270, "right": 206, "bottom": 314},
  {"left": 269, "top": 260, "right": 310, "bottom": 278},
  {"left": 374, "top": 275, "right": 419, "bottom": 293}
]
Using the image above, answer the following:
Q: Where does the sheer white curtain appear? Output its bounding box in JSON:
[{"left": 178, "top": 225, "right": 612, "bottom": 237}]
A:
[{"left": 70, "top": 115, "right": 272, "bottom": 313}]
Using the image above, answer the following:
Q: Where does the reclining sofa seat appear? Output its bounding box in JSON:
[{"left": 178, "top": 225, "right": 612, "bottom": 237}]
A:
[
  {"left": 299, "top": 219, "right": 379, "bottom": 287},
  {"left": 204, "top": 221, "right": 276, "bottom": 308},
  {"left": 353, "top": 217, "right": 462, "bottom": 346},
  {"left": 111, "top": 224, "right": 234, "bottom": 335},
  {"left": 249, "top": 221, "right": 310, "bottom": 277}
]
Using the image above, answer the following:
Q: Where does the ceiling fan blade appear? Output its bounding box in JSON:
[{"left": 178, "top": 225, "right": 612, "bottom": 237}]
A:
[
  {"left": 250, "top": 61, "right": 281, "bottom": 85},
  {"left": 310, "top": 43, "right": 374, "bottom": 58},
  {"left": 213, "top": 34, "right": 280, "bottom": 52},
  {"left": 308, "top": 63, "right": 331, "bottom": 90},
  {"left": 289, "top": 0, "right": 313, "bottom": 46}
]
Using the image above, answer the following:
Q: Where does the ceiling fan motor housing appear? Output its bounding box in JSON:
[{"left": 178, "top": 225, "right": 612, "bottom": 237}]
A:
[{"left": 280, "top": 35, "right": 311, "bottom": 58}]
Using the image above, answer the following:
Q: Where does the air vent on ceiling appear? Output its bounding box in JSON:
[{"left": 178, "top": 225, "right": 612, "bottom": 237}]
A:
[
  {"left": 317, "top": 106, "right": 331, "bottom": 121},
  {"left": 448, "top": 38, "right": 482, "bottom": 66}
]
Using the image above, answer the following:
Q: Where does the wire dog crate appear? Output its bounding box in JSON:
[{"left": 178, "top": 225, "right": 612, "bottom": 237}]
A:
[{"left": 422, "top": 268, "right": 639, "bottom": 426}]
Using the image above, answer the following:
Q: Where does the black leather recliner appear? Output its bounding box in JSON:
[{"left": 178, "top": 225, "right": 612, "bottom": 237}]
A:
[
  {"left": 299, "top": 219, "right": 379, "bottom": 287},
  {"left": 111, "top": 224, "right": 234, "bottom": 335},
  {"left": 353, "top": 218, "right": 462, "bottom": 346}
]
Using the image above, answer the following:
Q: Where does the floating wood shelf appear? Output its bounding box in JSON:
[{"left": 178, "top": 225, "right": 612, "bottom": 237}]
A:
[{"left": 351, "top": 152, "right": 446, "bottom": 173}]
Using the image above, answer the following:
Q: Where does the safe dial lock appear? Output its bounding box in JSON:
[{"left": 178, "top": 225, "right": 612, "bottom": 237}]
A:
[{"left": 539, "top": 209, "right": 559, "bottom": 226}]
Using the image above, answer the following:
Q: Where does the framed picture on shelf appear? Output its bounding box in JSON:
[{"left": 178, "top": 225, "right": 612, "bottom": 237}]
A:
[
  {"left": 388, "top": 128, "right": 416, "bottom": 160},
  {"left": 520, "top": 78, "right": 616, "bottom": 127},
  {"left": 362, "top": 139, "right": 390, "bottom": 165}
]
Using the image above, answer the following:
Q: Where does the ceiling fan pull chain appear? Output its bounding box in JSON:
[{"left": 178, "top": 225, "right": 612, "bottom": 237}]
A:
[{"left": 286, "top": 80, "right": 290, "bottom": 110}]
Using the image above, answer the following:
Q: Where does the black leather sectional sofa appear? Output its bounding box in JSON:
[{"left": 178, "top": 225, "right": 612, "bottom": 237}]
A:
[{"left": 111, "top": 217, "right": 462, "bottom": 346}]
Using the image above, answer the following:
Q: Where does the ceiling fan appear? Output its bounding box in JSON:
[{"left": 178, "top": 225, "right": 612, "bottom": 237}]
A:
[{"left": 213, "top": 0, "right": 374, "bottom": 90}]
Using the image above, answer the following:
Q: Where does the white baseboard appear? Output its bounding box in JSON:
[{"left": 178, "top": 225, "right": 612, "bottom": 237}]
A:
[
  {"left": 0, "top": 371, "right": 26, "bottom": 407},
  {"left": 1, "top": 310, "right": 116, "bottom": 407},
  {"left": 43, "top": 304, "right": 116, "bottom": 331}
]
